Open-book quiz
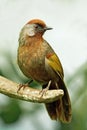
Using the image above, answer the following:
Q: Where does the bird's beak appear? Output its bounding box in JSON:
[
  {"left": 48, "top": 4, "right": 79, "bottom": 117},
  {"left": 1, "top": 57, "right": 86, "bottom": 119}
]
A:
[{"left": 44, "top": 26, "right": 53, "bottom": 31}]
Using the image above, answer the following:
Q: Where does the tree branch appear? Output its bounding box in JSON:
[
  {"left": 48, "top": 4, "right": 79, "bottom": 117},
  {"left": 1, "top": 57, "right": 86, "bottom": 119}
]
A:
[{"left": 0, "top": 76, "right": 64, "bottom": 103}]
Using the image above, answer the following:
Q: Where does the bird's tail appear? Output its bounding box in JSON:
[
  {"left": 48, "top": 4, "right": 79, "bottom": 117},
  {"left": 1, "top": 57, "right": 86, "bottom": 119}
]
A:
[{"left": 42, "top": 79, "right": 72, "bottom": 123}]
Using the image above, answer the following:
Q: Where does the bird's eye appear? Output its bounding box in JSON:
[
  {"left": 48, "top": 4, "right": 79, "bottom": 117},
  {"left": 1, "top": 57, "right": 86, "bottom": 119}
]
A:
[{"left": 35, "top": 25, "right": 38, "bottom": 29}]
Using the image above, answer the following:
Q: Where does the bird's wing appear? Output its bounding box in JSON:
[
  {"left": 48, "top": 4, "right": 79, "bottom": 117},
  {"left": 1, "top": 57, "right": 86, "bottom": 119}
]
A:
[
  {"left": 45, "top": 53, "right": 64, "bottom": 79},
  {"left": 45, "top": 53, "right": 72, "bottom": 123}
]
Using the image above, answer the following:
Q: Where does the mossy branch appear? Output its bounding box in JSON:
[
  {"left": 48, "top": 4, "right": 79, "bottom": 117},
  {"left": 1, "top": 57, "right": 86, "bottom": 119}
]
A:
[{"left": 0, "top": 76, "right": 64, "bottom": 103}]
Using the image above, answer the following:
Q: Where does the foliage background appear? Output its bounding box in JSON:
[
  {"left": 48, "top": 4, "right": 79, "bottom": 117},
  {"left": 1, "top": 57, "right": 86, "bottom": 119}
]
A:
[{"left": 0, "top": 0, "right": 87, "bottom": 130}]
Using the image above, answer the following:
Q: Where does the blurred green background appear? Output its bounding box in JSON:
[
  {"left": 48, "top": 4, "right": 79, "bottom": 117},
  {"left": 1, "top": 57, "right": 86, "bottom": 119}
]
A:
[{"left": 0, "top": 0, "right": 87, "bottom": 130}]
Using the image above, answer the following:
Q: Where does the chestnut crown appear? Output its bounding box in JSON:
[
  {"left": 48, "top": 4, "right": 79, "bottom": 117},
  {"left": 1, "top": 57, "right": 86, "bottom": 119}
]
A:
[{"left": 23, "top": 19, "right": 52, "bottom": 37}]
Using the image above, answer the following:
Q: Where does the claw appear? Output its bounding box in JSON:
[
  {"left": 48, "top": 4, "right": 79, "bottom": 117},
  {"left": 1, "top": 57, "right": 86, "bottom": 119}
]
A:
[
  {"left": 17, "top": 79, "right": 33, "bottom": 93},
  {"left": 17, "top": 84, "right": 28, "bottom": 93}
]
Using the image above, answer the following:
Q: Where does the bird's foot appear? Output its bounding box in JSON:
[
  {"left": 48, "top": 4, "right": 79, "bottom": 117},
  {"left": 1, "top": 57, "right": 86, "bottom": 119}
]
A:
[
  {"left": 40, "top": 80, "right": 51, "bottom": 97},
  {"left": 17, "top": 83, "right": 28, "bottom": 93},
  {"left": 17, "top": 79, "right": 33, "bottom": 93}
]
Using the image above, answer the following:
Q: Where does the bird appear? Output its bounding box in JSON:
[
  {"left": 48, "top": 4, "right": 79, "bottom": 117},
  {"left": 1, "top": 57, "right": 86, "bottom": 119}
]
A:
[{"left": 17, "top": 19, "right": 72, "bottom": 123}]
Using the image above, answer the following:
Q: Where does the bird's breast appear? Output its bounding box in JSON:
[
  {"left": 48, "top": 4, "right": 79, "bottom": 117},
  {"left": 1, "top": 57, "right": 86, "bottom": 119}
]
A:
[{"left": 17, "top": 42, "right": 51, "bottom": 83}]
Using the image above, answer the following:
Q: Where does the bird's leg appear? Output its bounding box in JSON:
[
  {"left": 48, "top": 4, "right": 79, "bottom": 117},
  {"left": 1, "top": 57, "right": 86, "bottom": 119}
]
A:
[
  {"left": 17, "top": 79, "right": 33, "bottom": 93},
  {"left": 40, "top": 80, "right": 51, "bottom": 97},
  {"left": 55, "top": 82, "right": 59, "bottom": 89},
  {"left": 28, "top": 79, "right": 33, "bottom": 84}
]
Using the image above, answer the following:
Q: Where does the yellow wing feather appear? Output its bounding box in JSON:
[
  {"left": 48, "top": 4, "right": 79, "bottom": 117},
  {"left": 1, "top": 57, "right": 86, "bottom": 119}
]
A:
[{"left": 46, "top": 54, "right": 64, "bottom": 79}]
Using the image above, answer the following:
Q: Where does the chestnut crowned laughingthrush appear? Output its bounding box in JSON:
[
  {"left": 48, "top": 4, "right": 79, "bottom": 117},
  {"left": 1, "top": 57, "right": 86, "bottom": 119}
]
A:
[{"left": 17, "top": 19, "right": 72, "bottom": 123}]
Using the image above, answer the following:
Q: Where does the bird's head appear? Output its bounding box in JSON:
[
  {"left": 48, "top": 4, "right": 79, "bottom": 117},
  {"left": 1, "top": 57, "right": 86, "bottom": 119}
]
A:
[{"left": 22, "top": 19, "right": 52, "bottom": 37}]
